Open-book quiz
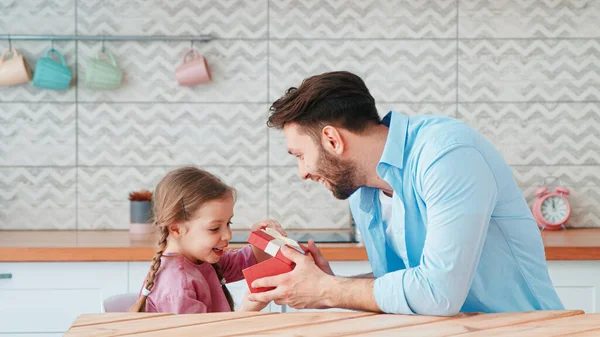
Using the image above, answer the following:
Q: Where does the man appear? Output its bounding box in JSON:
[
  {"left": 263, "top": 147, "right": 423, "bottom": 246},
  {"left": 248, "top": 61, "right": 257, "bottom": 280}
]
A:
[{"left": 248, "top": 71, "right": 563, "bottom": 315}]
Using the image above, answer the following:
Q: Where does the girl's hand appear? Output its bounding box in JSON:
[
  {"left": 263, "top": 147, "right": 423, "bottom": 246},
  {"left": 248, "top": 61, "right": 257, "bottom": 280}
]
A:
[
  {"left": 238, "top": 289, "right": 269, "bottom": 312},
  {"left": 251, "top": 219, "right": 287, "bottom": 237},
  {"left": 250, "top": 219, "right": 287, "bottom": 263}
]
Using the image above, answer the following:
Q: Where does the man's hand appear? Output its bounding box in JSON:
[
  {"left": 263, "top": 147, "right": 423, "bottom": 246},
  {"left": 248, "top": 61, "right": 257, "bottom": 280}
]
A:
[
  {"left": 247, "top": 245, "right": 381, "bottom": 312},
  {"left": 306, "top": 239, "right": 334, "bottom": 276},
  {"left": 247, "top": 245, "right": 335, "bottom": 309}
]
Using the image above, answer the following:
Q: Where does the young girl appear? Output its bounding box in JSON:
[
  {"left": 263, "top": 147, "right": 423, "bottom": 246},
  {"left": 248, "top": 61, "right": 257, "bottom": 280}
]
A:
[{"left": 130, "top": 166, "right": 285, "bottom": 313}]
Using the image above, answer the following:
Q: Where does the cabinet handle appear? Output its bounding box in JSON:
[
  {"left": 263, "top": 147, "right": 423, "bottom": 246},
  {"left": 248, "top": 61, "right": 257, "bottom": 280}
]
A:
[{"left": 0, "top": 273, "right": 12, "bottom": 279}]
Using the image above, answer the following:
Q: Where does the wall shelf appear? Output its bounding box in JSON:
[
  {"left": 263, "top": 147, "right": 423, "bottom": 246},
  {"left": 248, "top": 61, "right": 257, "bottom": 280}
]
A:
[{"left": 1, "top": 35, "right": 212, "bottom": 42}]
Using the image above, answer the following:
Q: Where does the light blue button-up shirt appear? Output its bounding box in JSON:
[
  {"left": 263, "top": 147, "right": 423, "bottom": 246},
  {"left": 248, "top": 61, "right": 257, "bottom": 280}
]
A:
[{"left": 350, "top": 111, "right": 564, "bottom": 315}]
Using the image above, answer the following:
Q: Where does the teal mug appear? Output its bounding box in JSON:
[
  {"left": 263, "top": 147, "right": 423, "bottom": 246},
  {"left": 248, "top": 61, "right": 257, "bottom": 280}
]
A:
[
  {"left": 83, "top": 49, "right": 122, "bottom": 90},
  {"left": 33, "top": 48, "right": 72, "bottom": 90}
]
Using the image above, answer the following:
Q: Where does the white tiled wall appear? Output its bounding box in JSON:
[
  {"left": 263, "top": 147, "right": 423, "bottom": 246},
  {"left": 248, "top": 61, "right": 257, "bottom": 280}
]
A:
[{"left": 1, "top": 0, "right": 599, "bottom": 229}]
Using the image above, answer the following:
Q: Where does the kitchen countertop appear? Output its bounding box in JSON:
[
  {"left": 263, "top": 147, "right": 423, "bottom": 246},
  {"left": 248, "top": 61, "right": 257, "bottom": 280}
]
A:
[
  {"left": 0, "top": 228, "right": 599, "bottom": 262},
  {"left": 0, "top": 230, "right": 367, "bottom": 262}
]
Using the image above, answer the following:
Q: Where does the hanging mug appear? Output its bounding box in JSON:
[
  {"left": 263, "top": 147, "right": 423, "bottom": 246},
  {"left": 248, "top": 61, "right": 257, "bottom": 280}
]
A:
[
  {"left": 33, "top": 48, "right": 72, "bottom": 90},
  {"left": 83, "top": 49, "right": 122, "bottom": 90},
  {"left": 0, "top": 48, "right": 32, "bottom": 86},
  {"left": 175, "top": 49, "right": 211, "bottom": 86}
]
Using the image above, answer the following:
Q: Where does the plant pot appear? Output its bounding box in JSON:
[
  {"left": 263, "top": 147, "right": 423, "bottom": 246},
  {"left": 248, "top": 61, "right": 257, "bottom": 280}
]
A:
[{"left": 129, "top": 201, "right": 153, "bottom": 236}]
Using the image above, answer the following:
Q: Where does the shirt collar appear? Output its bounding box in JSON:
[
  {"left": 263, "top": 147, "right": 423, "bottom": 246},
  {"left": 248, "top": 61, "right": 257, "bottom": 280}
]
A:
[
  {"left": 358, "top": 110, "right": 409, "bottom": 213},
  {"left": 378, "top": 110, "right": 408, "bottom": 171}
]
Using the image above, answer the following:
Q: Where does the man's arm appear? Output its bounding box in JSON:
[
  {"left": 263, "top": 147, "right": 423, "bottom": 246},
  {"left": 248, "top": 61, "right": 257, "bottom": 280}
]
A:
[
  {"left": 322, "top": 276, "right": 381, "bottom": 312},
  {"left": 374, "top": 146, "right": 497, "bottom": 315},
  {"left": 247, "top": 245, "right": 382, "bottom": 311},
  {"left": 352, "top": 273, "right": 374, "bottom": 279}
]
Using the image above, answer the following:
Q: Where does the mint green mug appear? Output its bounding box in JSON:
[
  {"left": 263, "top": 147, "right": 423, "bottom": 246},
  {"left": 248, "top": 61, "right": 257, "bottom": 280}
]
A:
[
  {"left": 83, "top": 49, "right": 122, "bottom": 90},
  {"left": 32, "top": 48, "right": 72, "bottom": 90}
]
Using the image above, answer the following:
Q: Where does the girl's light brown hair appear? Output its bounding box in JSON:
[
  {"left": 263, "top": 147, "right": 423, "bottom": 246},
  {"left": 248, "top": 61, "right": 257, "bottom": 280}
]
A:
[{"left": 130, "top": 166, "right": 236, "bottom": 312}]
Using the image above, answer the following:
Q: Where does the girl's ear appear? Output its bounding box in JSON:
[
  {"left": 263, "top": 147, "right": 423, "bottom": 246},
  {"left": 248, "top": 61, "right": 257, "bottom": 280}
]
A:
[{"left": 168, "top": 223, "right": 183, "bottom": 238}]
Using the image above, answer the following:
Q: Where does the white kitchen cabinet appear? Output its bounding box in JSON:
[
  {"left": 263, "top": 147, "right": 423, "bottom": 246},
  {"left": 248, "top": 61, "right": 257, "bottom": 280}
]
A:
[
  {"left": 128, "top": 261, "right": 151, "bottom": 293},
  {"left": 0, "top": 262, "right": 128, "bottom": 335},
  {"left": 547, "top": 261, "right": 600, "bottom": 313}
]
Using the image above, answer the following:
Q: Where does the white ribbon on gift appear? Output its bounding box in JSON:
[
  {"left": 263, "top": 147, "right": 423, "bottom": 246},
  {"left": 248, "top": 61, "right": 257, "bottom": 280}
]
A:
[{"left": 262, "top": 227, "right": 305, "bottom": 257}]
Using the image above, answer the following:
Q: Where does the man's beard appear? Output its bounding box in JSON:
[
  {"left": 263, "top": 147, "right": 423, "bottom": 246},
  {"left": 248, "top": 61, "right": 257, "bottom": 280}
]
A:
[{"left": 316, "top": 147, "right": 362, "bottom": 200}]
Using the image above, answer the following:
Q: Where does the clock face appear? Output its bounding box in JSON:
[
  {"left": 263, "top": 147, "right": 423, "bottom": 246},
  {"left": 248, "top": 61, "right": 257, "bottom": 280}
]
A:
[{"left": 541, "top": 196, "right": 569, "bottom": 223}]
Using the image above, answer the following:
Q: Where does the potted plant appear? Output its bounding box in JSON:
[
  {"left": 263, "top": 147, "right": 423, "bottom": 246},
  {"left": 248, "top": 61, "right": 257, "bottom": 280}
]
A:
[{"left": 129, "top": 189, "right": 153, "bottom": 237}]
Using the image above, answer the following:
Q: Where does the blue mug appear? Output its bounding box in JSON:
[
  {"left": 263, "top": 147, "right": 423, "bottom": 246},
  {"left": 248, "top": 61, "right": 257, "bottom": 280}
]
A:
[{"left": 33, "top": 48, "right": 72, "bottom": 90}]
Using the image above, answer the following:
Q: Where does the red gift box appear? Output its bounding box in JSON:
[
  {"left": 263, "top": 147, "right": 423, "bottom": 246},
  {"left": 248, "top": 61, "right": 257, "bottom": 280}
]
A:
[{"left": 242, "top": 228, "right": 307, "bottom": 293}]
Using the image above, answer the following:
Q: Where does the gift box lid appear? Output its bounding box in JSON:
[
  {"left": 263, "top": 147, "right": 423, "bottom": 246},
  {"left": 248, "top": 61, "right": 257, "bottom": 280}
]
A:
[{"left": 248, "top": 227, "right": 306, "bottom": 265}]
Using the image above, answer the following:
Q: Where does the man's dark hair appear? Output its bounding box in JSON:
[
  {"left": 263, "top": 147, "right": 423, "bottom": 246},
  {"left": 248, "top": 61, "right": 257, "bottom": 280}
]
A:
[{"left": 267, "top": 71, "right": 381, "bottom": 139}]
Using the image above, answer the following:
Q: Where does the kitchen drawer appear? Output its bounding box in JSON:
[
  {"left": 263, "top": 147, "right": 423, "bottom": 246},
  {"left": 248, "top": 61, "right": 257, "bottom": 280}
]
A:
[
  {"left": 0, "top": 262, "right": 128, "bottom": 290},
  {"left": 548, "top": 261, "right": 600, "bottom": 313},
  {"left": 0, "top": 262, "right": 128, "bottom": 333},
  {"left": 129, "top": 261, "right": 151, "bottom": 293}
]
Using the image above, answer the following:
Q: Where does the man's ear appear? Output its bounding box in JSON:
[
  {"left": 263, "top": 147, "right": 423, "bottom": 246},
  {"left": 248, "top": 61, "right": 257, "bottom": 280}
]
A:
[{"left": 321, "top": 126, "right": 344, "bottom": 155}]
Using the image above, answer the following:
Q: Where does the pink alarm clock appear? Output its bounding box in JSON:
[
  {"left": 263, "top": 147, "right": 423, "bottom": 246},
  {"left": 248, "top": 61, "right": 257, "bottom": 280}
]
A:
[{"left": 531, "top": 180, "right": 571, "bottom": 231}]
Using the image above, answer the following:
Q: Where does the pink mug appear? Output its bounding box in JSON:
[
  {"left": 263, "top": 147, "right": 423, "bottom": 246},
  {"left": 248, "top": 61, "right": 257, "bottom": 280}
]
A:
[
  {"left": 175, "top": 49, "right": 211, "bottom": 86},
  {"left": 0, "top": 48, "right": 32, "bottom": 86}
]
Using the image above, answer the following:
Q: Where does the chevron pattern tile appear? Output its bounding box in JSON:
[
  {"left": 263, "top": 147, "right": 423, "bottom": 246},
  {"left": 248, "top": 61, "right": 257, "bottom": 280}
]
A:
[
  {"left": 4, "top": 1, "right": 600, "bottom": 231},
  {"left": 77, "top": 167, "right": 168, "bottom": 230},
  {"left": 0, "top": 168, "right": 76, "bottom": 229},
  {"left": 77, "top": 0, "right": 266, "bottom": 38},
  {"left": 0, "top": 103, "right": 75, "bottom": 166},
  {"left": 513, "top": 166, "right": 600, "bottom": 228},
  {"left": 269, "top": 0, "right": 456, "bottom": 39},
  {"left": 459, "top": 103, "right": 600, "bottom": 166},
  {"left": 218, "top": 167, "right": 268, "bottom": 229},
  {"left": 77, "top": 41, "right": 267, "bottom": 102},
  {"left": 269, "top": 40, "right": 456, "bottom": 102},
  {"left": 459, "top": 40, "right": 600, "bottom": 102},
  {"left": 78, "top": 103, "right": 268, "bottom": 166},
  {"left": 269, "top": 129, "right": 293, "bottom": 167},
  {"left": 78, "top": 167, "right": 267, "bottom": 230},
  {"left": 460, "top": 0, "right": 600, "bottom": 38},
  {"left": 0, "top": 0, "right": 74, "bottom": 34},
  {"left": 268, "top": 103, "right": 456, "bottom": 167},
  {"left": 0, "top": 40, "right": 76, "bottom": 102},
  {"left": 376, "top": 102, "right": 457, "bottom": 118},
  {"left": 268, "top": 167, "right": 352, "bottom": 229}
]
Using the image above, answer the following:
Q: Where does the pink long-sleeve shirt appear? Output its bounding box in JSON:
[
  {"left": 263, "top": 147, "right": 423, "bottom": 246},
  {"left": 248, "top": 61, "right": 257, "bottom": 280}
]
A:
[{"left": 143, "top": 245, "right": 256, "bottom": 314}]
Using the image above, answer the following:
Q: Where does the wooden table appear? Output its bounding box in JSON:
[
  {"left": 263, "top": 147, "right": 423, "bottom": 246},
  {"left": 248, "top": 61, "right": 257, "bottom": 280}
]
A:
[{"left": 64, "top": 310, "right": 600, "bottom": 336}]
